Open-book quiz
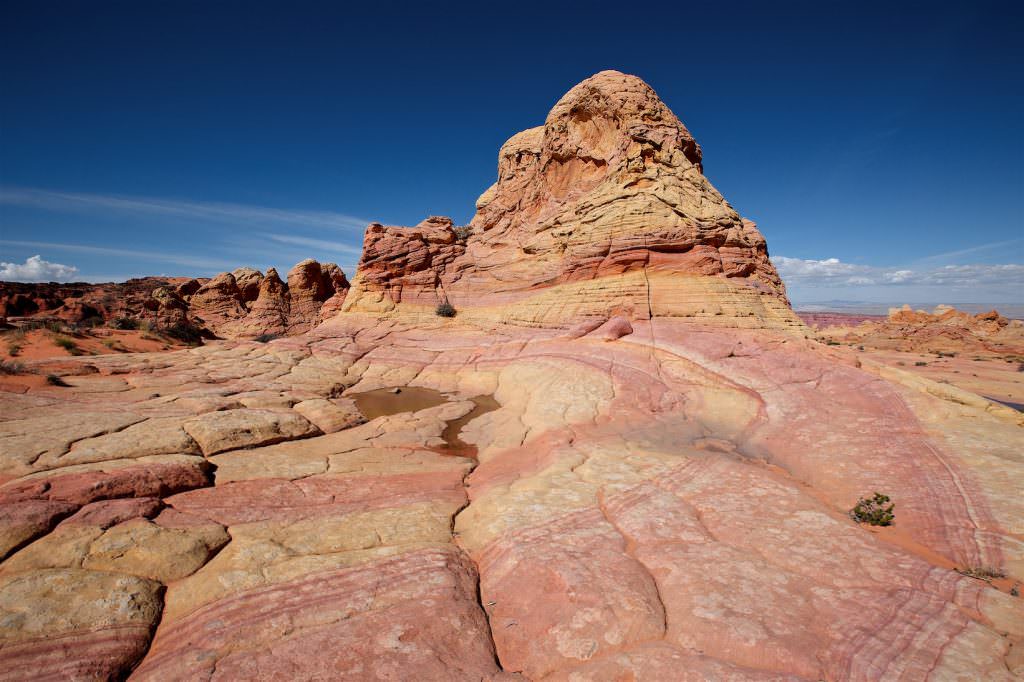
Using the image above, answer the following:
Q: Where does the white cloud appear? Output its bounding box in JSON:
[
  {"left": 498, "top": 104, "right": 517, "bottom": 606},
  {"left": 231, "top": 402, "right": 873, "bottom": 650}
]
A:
[
  {"left": 0, "top": 239, "right": 238, "bottom": 270},
  {"left": 773, "top": 256, "right": 1024, "bottom": 290},
  {"left": 0, "top": 186, "right": 371, "bottom": 233},
  {"left": 0, "top": 255, "right": 80, "bottom": 282}
]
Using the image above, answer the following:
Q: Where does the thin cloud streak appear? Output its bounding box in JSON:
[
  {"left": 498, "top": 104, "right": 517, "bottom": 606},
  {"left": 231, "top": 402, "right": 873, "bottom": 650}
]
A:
[
  {"left": 0, "top": 239, "right": 238, "bottom": 270},
  {"left": 0, "top": 186, "right": 371, "bottom": 232},
  {"left": 262, "top": 233, "right": 363, "bottom": 257},
  {"left": 910, "top": 238, "right": 1024, "bottom": 266}
]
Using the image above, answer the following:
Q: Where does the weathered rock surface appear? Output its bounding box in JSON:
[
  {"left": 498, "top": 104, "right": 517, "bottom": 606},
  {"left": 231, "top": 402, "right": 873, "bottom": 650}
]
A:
[
  {"left": 0, "top": 71, "right": 1021, "bottom": 681},
  {"left": 343, "top": 71, "right": 800, "bottom": 330},
  {"left": 1, "top": 258, "right": 351, "bottom": 340},
  {"left": 809, "top": 305, "right": 1024, "bottom": 409}
]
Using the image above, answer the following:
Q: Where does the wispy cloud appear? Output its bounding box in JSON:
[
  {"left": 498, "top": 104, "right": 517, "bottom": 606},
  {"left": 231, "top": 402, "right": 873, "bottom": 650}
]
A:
[
  {"left": 909, "top": 238, "right": 1024, "bottom": 266},
  {"left": 0, "top": 239, "right": 238, "bottom": 270},
  {"left": 0, "top": 255, "right": 79, "bottom": 282},
  {"left": 0, "top": 186, "right": 371, "bottom": 232},
  {"left": 774, "top": 256, "right": 1024, "bottom": 289},
  {"left": 263, "top": 233, "right": 363, "bottom": 257}
]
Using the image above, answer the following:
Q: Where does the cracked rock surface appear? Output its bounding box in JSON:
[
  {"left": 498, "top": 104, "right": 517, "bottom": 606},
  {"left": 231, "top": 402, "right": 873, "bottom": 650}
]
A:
[{"left": 1, "top": 71, "right": 1022, "bottom": 680}]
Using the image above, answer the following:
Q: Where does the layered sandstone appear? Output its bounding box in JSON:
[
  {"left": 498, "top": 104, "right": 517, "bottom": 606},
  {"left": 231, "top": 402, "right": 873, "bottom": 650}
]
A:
[
  {"left": 0, "top": 258, "right": 351, "bottom": 340},
  {"left": 344, "top": 70, "right": 800, "bottom": 330},
  {"left": 1, "top": 71, "right": 1021, "bottom": 681}
]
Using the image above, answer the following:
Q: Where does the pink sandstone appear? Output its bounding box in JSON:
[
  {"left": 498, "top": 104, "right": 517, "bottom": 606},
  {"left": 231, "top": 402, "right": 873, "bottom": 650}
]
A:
[{"left": 0, "top": 71, "right": 1020, "bottom": 681}]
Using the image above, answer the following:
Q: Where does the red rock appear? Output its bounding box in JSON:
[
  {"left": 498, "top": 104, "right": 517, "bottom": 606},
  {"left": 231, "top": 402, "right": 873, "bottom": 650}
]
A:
[
  {"left": 0, "top": 458, "right": 212, "bottom": 507},
  {"left": 186, "top": 272, "right": 246, "bottom": 333},
  {"left": 131, "top": 548, "right": 500, "bottom": 681},
  {"left": 230, "top": 267, "right": 264, "bottom": 303},
  {"left": 60, "top": 497, "right": 163, "bottom": 529},
  {"left": 0, "top": 499, "right": 77, "bottom": 560},
  {"left": 342, "top": 71, "right": 799, "bottom": 330}
]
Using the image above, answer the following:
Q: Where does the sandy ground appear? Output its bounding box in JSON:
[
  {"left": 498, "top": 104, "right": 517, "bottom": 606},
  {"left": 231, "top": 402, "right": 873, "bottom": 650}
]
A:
[
  {"left": 1, "top": 327, "right": 186, "bottom": 362},
  {"left": 822, "top": 343, "right": 1024, "bottom": 409},
  {"left": 0, "top": 327, "right": 194, "bottom": 394}
]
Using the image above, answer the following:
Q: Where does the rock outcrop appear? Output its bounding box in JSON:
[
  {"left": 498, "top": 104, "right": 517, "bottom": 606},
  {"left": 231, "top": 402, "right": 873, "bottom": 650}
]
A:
[
  {"left": 1, "top": 71, "right": 1021, "bottom": 681},
  {"left": 0, "top": 259, "right": 351, "bottom": 340},
  {"left": 344, "top": 71, "right": 799, "bottom": 329},
  {"left": 818, "top": 304, "right": 1024, "bottom": 355}
]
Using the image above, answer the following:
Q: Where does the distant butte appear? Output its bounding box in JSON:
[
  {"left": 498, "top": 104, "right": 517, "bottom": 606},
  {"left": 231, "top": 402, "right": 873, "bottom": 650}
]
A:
[{"left": 1, "top": 71, "right": 1022, "bottom": 681}]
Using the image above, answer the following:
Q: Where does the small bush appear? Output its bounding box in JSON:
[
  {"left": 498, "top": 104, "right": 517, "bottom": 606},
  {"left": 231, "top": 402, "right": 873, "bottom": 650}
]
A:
[
  {"left": 435, "top": 300, "right": 457, "bottom": 318},
  {"left": 254, "top": 333, "right": 279, "bottom": 343},
  {"left": 45, "top": 373, "right": 70, "bottom": 387},
  {"left": 0, "top": 360, "right": 27, "bottom": 375},
  {"left": 452, "top": 225, "right": 472, "bottom": 243},
  {"left": 956, "top": 566, "right": 1006, "bottom": 581},
  {"left": 161, "top": 322, "right": 204, "bottom": 345},
  {"left": 110, "top": 317, "right": 140, "bottom": 330},
  {"left": 7, "top": 344, "right": 22, "bottom": 357},
  {"left": 53, "top": 336, "right": 82, "bottom": 355},
  {"left": 851, "top": 492, "right": 895, "bottom": 526},
  {"left": 914, "top": 361, "right": 927, "bottom": 366}
]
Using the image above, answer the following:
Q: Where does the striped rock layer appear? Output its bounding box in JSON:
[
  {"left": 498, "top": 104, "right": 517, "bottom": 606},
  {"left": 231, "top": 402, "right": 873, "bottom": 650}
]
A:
[
  {"left": 0, "top": 71, "right": 1021, "bottom": 681},
  {"left": 342, "top": 71, "right": 801, "bottom": 331}
]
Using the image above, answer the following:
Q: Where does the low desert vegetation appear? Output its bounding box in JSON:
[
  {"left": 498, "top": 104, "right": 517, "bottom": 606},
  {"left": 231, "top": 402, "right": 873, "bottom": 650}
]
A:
[
  {"left": 436, "top": 300, "right": 457, "bottom": 318},
  {"left": 452, "top": 225, "right": 472, "bottom": 243},
  {"left": 53, "top": 335, "right": 83, "bottom": 355},
  {"left": 110, "top": 316, "right": 141, "bottom": 330},
  {"left": 955, "top": 566, "right": 1006, "bottom": 581},
  {"left": 1, "top": 360, "right": 27, "bottom": 375},
  {"left": 45, "top": 373, "right": 70, "bottom": 386},
  {"left": 254, "top": 333, "right": 279, "bottom": 343},
  {"left": 161, "top": 321, "right": 204, "bottom": 345},
  {"left": 914, "top": 361, "right": 928, "bottom": 366},
  {"left": 850, "top": 492, "right": 895, "bottom": 526},
  {"left": 7, "top": 343, "right": 22, "bottom": 356}
]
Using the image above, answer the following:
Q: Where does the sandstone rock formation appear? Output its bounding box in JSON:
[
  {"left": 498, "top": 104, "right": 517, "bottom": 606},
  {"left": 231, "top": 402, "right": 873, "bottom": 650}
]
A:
[
  {"left": 1, "top": 71, "right": 1021, "bottom": 681},
  {"left": 816, "top": 304, "right": 1024, "bottom": 355},
  {"left": 344, "top": 71, "right": 799, "bottom": 329},
  {"left": 0, "top": 259, "right": 351, "bottom": 340}
]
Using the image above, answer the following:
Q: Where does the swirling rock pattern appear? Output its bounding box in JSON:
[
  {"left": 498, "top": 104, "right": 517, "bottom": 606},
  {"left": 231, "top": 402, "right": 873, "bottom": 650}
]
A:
[{"left": 0, "top": 71, "right": 1021, "bottom": 680}]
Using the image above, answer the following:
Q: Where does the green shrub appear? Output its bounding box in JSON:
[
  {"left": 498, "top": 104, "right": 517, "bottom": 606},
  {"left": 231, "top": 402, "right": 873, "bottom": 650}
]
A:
[
  {"left": 45, "top": 373, "right": 69, "bottom": 386},
  {"left": 161, "top": 322, "right": 204, "bottom": 345},
  {"left": 254, "top": 333, "right": 279, "bottom": 343},
  {"left": 452, "top": 225, "right": 472, "bottom": 243},
  {"left": 851, "top": 492, "right": 895, "bottom": 526},
  {"left": 0, "top": 360, "right": 27, "bottom": 375},
  {"left": 110, "top": 317, "right": 140, "bottom": 330},
  {"left": 53, "top": 336, "right": 82, "bottom": 354},
  {"left": 435, "top": 301, "right": 456, "bottom": 318},
  {"left": 7, "top": 343, "right": 22, "bottom": 357}
]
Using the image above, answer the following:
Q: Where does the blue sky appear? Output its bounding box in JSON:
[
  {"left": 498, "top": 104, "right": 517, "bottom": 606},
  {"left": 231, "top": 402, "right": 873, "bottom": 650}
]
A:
[{"left": 1, "top": 1, "right": 1022, "bottom": 305}]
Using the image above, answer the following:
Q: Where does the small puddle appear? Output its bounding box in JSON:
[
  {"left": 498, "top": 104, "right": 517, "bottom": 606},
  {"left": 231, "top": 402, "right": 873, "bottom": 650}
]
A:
[
  {"left": 348, "top": 387, "right": 499, "bottom": 458},
  {"left": 349, "top": 387, "right": 449, "bottom": 419}
]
